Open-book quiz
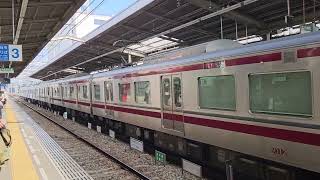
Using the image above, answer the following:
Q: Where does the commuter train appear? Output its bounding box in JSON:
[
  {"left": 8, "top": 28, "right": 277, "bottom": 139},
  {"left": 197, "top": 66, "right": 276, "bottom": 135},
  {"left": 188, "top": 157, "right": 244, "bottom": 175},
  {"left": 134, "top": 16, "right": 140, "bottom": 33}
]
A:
[{"left": 19, "top": 31, "right": 320, "bottom": 180}]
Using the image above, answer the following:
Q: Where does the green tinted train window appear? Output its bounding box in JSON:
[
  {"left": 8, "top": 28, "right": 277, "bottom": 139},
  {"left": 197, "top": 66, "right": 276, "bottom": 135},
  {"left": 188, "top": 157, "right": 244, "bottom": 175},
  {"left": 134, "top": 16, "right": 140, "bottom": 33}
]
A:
[
  {"left": 198, "top": 75, "right": 236, "bottom": 110},
  {"left": 135, "top": 81, "right": 151, "bottom": 104},
  {"left": 94, "top": 85, "right": 101, "bottom": 100},
  {"left": 249, "top": 71, "right": 312, "bottom": 117},
  {"left": 83, "top": 85, "right": 88, "bottom": 99}
]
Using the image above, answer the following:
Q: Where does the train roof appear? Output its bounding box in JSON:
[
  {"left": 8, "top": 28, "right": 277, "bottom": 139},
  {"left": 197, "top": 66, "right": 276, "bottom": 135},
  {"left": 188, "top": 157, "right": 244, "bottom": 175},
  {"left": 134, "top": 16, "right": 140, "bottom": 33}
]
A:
[
  {"left": 38, "top": 31, "right": 320, "bottom": 85},
  {"left": 92, "top": 31, "right": 320, "bottom": 79}
]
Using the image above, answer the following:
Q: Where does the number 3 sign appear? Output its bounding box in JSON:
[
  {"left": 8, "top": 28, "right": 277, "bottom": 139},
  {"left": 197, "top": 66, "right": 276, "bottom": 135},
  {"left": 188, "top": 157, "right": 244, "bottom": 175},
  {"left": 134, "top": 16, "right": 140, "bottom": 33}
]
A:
[{"left": 9, "top": 45, "right": 22, "bottom": 61}]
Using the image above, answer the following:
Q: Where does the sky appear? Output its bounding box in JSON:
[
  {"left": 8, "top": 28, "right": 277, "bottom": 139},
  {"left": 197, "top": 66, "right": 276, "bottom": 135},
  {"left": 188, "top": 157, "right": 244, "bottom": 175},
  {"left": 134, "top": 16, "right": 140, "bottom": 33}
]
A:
[{"left": 85, "top": 0, "right": 138, "bottom": 17}]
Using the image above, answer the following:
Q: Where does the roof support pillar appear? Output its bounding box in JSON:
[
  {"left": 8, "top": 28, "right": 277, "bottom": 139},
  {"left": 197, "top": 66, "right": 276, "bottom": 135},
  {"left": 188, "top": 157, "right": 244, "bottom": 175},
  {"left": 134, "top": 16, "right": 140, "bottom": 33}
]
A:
[
  {"left": 128, "top": 54, "right": 132, "bottom": 64},
  {"left": 14, "top": 0, "right": 29, "bottom": 44},
  {"left": 266, "top": 32, "right": 271, "bottom": 41}
]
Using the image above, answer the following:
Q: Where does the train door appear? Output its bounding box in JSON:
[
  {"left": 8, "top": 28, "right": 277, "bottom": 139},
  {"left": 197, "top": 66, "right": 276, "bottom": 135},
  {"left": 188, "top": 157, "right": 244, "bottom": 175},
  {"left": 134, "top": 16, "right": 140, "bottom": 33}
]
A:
[
  {"left": 104, "top": 81, "right": 114, "bottom": 118},
  {"left": 61, "top": 86, "right": 65, "bottom": 105},
  {"left": 89, "top": 81, "right": 93, "bottom": 115},
  {"left": 161, "top": 74, "right": 184, "bottom": 133},
  {"left": 76, "top": 84, "right": 79, "bottom": 108},
  {"left": 50, "top": 87, "right": 53, "bottom": 103}
]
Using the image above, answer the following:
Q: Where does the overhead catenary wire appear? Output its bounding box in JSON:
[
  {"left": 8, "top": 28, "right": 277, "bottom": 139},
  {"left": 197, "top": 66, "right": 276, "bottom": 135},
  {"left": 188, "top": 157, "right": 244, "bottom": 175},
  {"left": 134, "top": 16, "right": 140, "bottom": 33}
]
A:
[
  {"left": 34, "top": 0, "right": 106, "bottom": 60},
  {"left": 45, "top": 0, "right": 106, "bottom": 53},
  {"left": 21, "top": 0, "right": 109, "bottom": 77}
]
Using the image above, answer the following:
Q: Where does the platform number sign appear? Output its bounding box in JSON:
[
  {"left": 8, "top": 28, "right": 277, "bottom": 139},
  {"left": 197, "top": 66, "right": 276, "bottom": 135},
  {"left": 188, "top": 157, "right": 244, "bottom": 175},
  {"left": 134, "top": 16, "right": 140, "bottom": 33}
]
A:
[
  {"left": 155, "top": 150, "right": 166, "bottom": 164},
  {"left": 0, "top": 44, "right": 22, "bottom": 61}
]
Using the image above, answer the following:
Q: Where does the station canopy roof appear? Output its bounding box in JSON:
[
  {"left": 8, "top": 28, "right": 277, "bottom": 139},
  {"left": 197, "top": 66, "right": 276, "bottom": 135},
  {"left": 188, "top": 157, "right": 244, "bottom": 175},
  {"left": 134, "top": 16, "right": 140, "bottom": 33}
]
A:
[
  {"left": 0, "top": 0, "right": 86, "bottom": 78},
  {"left": 28, "top": 0, "right": 320, "bottom": 81}
]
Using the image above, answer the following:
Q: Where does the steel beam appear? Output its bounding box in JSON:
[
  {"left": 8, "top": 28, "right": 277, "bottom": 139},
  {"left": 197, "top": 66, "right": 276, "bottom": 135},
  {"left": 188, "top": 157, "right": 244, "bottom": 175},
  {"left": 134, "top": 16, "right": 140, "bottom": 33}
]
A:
[
  {"left": 144, "top": 0, "right": 261, "bottom": 42},
  {"left": 186, "top": 0, "right": 266, "bottom": 28},
  {"left": 38, "top": 48, "right": 124, "bottom": 80},
  {"left": 0, "top": 1, "right": 72, "bottom": 8},
  {"left": 14, "top": 0, "right": 29, "bottom": 44},
  {"left": 0, "top": 18, "right": 60, "bottom": 27},
  {"left": 120, "top": 24, "right": 182, "bottom": 43},
  {"left": 144, "top": 11, "right": 219, "bottom": 38}
]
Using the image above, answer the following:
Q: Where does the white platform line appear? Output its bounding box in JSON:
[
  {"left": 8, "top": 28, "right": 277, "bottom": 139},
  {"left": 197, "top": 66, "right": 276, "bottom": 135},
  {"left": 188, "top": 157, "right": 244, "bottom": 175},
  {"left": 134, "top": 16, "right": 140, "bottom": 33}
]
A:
[
  {"left": 29, "top": 145, "right": 36, "bottom": 153},
  {"left": 39, "top": 168, "right": 49, "bottom": 180},
  {"left": 33, "top": 155, "right": 41, "bottom": 166},
  {"left": 22, "top": 131, "right": 27, "bottom": 138},
  {"left": 25, "top": 139, "right": 31, "bottom": 145}
]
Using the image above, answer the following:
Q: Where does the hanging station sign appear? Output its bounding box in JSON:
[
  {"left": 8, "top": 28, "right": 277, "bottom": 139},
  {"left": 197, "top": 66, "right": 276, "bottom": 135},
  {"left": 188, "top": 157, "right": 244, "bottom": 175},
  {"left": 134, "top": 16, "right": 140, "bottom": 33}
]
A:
[
  {"left": 0, "top": 44, "right": 23, "bottom": 61},
  {"left": 0, "top": 68, "right": 14, "bottom": 74}
]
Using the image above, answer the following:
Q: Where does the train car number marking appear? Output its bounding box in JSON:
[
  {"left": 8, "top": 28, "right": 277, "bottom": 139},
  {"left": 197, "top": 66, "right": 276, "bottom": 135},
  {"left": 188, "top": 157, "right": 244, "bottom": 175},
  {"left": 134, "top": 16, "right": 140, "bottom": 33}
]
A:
[{"left": 272, "top": 147, "right": 287, "bottom": 156}]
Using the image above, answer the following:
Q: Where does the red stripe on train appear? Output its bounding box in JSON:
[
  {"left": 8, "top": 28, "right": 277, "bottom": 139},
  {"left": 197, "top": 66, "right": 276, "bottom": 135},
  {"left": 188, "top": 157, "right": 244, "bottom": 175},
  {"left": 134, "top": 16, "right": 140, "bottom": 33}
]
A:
[
  {"left": 64, "top": 99, "right": 77, "bottom": 104},
  {"left": 55, "top": 101, "right": 320, "bottom": 146},
  {"left": 225, "top": 52, "right": 282, "bottom": 66},
  {"left": 112, "top": 106, "right": 161, "bottom": 118},
  {"left": 297, "top": 47, "right": 320, "bottom": 58},
  {"left": 91, "top": 102, "right": 320, "bottom": 147},
  {"left": 115, "top": 52, "right": 282, "bottom": 79},
  {"left": 183, "top": 116, "right": 320, "bottom": 147},
  {"left": 78, "top": 101, "right": 90, "bottom": 106},
  {"left": 92, "top": 103, "right": 104, "bottom": 108}
]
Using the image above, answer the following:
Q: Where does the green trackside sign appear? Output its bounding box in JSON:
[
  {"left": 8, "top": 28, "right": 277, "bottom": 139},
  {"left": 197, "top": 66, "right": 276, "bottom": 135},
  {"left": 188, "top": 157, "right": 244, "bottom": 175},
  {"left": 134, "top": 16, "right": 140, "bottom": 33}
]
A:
[
  {"left": 0, "top": 68, "right": 14, "bottom": 74},
  {"left": 155, "top": 150, "right": 166, "bottom": 164}
]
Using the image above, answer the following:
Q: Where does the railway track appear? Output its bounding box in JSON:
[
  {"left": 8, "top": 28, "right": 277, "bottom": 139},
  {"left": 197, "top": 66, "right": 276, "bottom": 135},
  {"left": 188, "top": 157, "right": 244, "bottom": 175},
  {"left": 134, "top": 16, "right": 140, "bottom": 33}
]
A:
[{"left": 15, "top": 97, "right": 150, "bottom": 180}]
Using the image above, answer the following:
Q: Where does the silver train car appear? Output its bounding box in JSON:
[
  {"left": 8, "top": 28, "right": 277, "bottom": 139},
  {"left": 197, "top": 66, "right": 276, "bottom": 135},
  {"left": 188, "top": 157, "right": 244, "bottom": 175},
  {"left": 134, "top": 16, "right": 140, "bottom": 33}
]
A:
[{"left": 19, "top": 31, "right": 320, "bottom": 180}]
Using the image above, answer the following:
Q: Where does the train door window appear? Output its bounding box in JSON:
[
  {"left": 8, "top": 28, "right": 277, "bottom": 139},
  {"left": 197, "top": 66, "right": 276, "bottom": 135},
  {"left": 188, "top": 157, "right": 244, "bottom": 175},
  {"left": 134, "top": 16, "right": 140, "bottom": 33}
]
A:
[
  {"left": 134, "top": 81, "right": 151, "bottom": 104},
  {"left": 83, "top": 85, "right": 88, "bottom": 99},
  {"left": 162, "top": 78, "right": 171, "bottom": 106},
  {"left": 119, "top": 83, "right": 130, "bottom": 102},
  {"left": 105, "top": 81, "right": 113, "bottom": 102},
  {"left": 249, "top": 71, "right": 312, "bottom": 117},
  {"left": 61, "top": 87, "right": 68, "bottom": 97},
  {"left": 173, "top": 77, "right": 182, "bottom": 107},
  {"left": 198, "top": 75, "right": 236, "bottom": 110},
  {"left": 94, "top": 84, "right": 101, "bottom": 100},
  {"left": 69, "top": 86, "right": 74, "bottom": 98},
  {"left": 78, "top": 85, "right": 82, "bottom": 98}
]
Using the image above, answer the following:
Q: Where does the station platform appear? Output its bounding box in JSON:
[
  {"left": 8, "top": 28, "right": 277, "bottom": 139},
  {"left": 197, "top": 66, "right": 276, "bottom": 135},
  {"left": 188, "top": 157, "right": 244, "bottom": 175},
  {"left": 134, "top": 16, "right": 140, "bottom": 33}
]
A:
[{"left": 0, "top": 99, "right": 93, "bottom": 180}]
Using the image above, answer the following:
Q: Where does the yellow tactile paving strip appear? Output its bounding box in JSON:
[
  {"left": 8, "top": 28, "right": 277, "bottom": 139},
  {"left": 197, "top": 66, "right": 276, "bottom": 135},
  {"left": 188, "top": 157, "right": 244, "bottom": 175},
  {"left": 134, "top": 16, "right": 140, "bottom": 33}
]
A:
[{"left": 5, "top": 102, "right": 39, "bottom": 180}]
